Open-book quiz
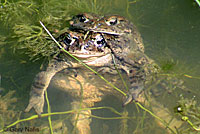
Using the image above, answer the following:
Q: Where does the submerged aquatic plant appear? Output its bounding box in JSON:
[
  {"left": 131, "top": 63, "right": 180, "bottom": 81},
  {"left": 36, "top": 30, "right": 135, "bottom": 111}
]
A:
[
  {"left": 175, "top": 95, "right": 200, "bottom": 132},
  {"left": 12, "top": 23, "right": 60, "bottom": 61},
  {"left": 0, "top": 0, "right": 116, "bottom": 61},
  {"left": 0, "top": 91, "right": 18, "bottom": 128},
  {"left": 194, "top": 0, "right": 200, "bottom": 7},
  {"left": 0, "top": 0, "right": 39, "bottom": 26},
  {"left": 0, "top": 0, "right": 61, "bottom": 61}
]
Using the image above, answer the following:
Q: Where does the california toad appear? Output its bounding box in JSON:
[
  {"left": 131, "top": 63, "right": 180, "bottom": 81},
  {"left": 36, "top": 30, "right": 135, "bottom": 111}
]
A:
[{"left": 25, "top": 13, "right": 158, "bottom": 115}]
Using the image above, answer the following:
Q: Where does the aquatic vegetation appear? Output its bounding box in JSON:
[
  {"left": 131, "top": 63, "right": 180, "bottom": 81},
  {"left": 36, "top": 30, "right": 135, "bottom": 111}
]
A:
[
  {"left": 12, "top": 23, "right": 60, "bottom": 61},
  {"left": 0, "top": 0, "right": 118, "bottom": 61},
  {"left": 0, "top": 91, "right": 18, "bottom": 128},
  {"left": 0, "top": 0, "right": 199, "bottom": 134},
  {"left": 160, "top": 59, "right": 177, "bottom": 72},
  {"left": 194, "top": 0, "right": 200, "bottom": 7},
  {"left": 0, "top": 0, "right": 59, "bottom": 61},
  {"left": 0, "top": 0, "right": 39, "bottom": 27},
  {"left": 174, "top": 95, "right": 200, "bottom": 133}
]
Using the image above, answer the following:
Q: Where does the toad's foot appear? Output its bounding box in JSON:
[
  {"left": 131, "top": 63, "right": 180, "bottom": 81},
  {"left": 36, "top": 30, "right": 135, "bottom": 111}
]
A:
[
  {"left": 122, "top": 84, "right": 144, "bottom": 106},
  {"left": 25, "top": 59, "right": 71, "bottom": 115},
  {"left": 25, "top": 94, "right": 44, "bottom": 114}
]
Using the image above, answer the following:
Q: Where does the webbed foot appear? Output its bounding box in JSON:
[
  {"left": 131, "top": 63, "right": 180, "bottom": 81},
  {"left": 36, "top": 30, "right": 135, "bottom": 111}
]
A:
[
  {"left": 25, "top": 94, "right": 44, "bottom": 115},
  {"left": 122, "top": 84, "right": 144, "bottom": 107}
]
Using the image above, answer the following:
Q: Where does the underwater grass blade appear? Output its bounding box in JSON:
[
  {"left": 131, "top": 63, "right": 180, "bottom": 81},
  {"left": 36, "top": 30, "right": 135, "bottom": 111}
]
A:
[
  {"left": 0, "top": 106, "right": 125, "bottom": 133},
  {"left": 136, "top": 102, "right": 176, "bottom": 134},
  {"left": 45, "top": 90, "right": 53, "bottom": 134},
  {"left": 39, "top": 21, "right": 127, "bottom": 96},
  {"left": 195, "top": 0, "right": 200, "bottom": 7},
  {"left": 181, "top": 116, "right": 200, "bottom": 131}
]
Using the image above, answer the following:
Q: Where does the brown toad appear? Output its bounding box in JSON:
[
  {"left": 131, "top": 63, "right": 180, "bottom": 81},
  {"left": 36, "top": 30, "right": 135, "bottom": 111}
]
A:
[{"left": 25, "top": 13, "right": 158, "bottom": 116}]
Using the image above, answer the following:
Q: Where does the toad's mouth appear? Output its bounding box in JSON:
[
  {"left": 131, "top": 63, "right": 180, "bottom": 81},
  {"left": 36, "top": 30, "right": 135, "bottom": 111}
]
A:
[
  {"left": 65, "top": 48, "right": 112, "bottom": 66},
  {"left": 68, "top": 47, "right": 111, "bottom": 58}
]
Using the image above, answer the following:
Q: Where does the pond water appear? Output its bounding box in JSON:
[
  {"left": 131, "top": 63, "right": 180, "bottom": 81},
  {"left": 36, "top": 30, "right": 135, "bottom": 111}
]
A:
[{"left": 0, "top": 0, "right": 200, "bottom": 134}]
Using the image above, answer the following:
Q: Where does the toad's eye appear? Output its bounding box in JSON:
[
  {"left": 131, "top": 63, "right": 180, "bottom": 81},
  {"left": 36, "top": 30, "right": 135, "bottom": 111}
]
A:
[
  {"left": 77, "top": 14, "right": 89, "bottom": 23},
  {"left": 62, "top": 33, "right": 78, "bottom": 46},
  {"left": 105, "top": 18, "right": 118, "bottom": 26}
]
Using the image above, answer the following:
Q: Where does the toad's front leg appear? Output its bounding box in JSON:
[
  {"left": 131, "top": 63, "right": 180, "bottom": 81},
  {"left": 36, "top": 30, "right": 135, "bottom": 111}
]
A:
[
  {"left": 122, "top": 82, "right": 144, "bottom": 106},
  {"left": 119, "top": 60, "right": 146, "bottom": 106},
  {"left": 25, "top": 59, "right": 72, "bottom": 115}
]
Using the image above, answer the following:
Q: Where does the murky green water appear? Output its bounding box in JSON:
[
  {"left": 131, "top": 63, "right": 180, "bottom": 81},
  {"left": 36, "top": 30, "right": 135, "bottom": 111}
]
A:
[{"left": 0, "top": 0, "right": 200, "bottom": 134}]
